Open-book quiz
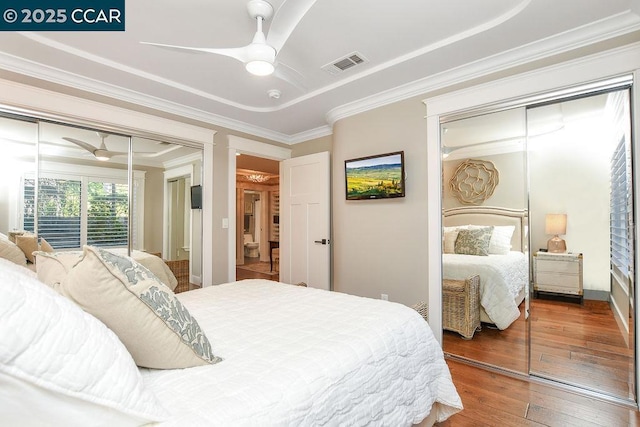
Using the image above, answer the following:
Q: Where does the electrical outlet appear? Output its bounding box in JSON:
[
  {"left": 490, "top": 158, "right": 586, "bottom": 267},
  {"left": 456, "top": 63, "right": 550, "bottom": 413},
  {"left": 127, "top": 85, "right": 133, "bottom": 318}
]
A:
[{"left": 381, "top": 293, "right": 388, "bottom": 301}]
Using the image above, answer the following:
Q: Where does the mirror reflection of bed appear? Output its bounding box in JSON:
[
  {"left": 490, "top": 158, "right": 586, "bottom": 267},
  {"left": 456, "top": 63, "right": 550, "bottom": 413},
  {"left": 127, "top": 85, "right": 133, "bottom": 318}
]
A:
[
  {"left": 442, "top": 206, "right": 529, "bottom": 373},
  {"left": 440, "top": 87, "right": 636, "bottom": 402}
]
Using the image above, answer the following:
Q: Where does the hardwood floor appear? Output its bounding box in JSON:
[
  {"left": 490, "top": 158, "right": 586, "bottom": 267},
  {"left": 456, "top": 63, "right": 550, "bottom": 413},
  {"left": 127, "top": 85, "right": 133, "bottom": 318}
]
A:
[
  {"left": 443, "top": 297, "right": 635, "bottom": 402},
  {"left": 235, "top": 258, "right": 279, "bottom": 281},
  {"left": 443, "top": 304, "right": 528, "bottom": 373},
  {"left": 531, "top": 299, "right": 634, "bottom": 400},
  {"left": 437, "top": 359, "right": 640, "bottom": 426}
]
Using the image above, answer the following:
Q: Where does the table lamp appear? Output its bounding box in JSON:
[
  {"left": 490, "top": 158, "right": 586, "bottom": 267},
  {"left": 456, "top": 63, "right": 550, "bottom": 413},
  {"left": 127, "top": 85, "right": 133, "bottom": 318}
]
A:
[{"left": 545, "top": 213, "right": 567, "bottom": 253}]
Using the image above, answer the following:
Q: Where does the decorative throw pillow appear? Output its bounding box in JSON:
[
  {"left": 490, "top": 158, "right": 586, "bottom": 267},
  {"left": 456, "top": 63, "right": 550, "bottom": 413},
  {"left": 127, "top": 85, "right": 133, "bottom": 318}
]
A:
[
  {"left": 39, "top": 237, "right": 55, "bottom": 253},
  {"left": 454, "top": 226, "right": 494, "bottom": 256},
  {"left": 15, "top": 235, "right": 39, "bottom": 263},
  {"left": 0, "top": 237, "right": 27, "bottom": 266},
  {"left": 7, "top": 230, "right": 25, "bottom": 244},
  {"left": 0, "top": 257, "right": 167, "bottom": 426},
  {"left": 33, "top": 251, "right": 84, "bottom": 288},
  {"left": 443, "top": 229, "right": 460, "bottom": 254},
  {"left": 489, "top": 225, "right": 515, "bottom": 255},
  {"left": 59, "top": 246, "right": 222, "bottom": 369}
]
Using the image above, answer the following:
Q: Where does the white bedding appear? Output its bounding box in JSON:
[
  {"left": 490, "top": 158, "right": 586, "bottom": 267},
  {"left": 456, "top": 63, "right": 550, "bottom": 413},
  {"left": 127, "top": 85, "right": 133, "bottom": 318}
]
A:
[
  {"left": 443, "top": 251, "right": 527, "bottom": 329},
  {"left": 141, "top": 280, "right": 462, "bottom": 426}
]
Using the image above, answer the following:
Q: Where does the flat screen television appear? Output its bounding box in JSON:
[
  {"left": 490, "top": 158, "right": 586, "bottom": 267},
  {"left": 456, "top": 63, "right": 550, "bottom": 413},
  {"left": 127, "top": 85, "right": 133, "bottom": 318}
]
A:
[
  {"left": 190, "top": 185, "right": 202, "bottom": 209},
  {"left": 345, "top": 151, "right": 405, "bottom": 200}
]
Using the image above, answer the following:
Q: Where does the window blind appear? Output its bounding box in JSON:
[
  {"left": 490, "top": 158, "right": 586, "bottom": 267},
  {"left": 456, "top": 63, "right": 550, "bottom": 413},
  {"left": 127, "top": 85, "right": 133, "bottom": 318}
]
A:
[
  {"left": 87, "top": 181, "right": 129, "bottom": 247},
  {"left": 24, "top": 178, "right": 82, "bottom": 249},
  {"left": 610, "top": 136, "right": 631, "bottom": 278},
  {"left": 24, "top": 177, "right": 132, "bottom": 250}
]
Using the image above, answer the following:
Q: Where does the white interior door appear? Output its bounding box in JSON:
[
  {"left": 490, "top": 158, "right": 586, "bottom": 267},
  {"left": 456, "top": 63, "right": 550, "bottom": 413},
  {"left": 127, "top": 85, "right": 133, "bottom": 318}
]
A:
[{"left": 280, "top": 152, "right": 330, "bottom": 290}]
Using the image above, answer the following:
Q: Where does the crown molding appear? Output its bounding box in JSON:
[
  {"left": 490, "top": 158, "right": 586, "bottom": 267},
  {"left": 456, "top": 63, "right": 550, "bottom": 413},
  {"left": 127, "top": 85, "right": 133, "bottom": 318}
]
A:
[
  {"left": 0, "top": 50, "right": 297, "bottom": 144},
  {"left": 16, "top": 1, "right": 529, "bottom": 115},
  {"left": 0, "top": 7, "right": 637, "bottom": 145},
  {"left": 326, "top": 10, "right": 640, "bottom": 126},
  {"left": 286, "top": 125, "right": 333, "bottom": 144}
]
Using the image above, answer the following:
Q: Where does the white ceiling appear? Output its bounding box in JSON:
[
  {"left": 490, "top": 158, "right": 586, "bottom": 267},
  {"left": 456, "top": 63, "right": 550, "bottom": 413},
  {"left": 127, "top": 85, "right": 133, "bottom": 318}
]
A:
[{"left": 0, "top": 0, "right": 639, "bottom": 144}]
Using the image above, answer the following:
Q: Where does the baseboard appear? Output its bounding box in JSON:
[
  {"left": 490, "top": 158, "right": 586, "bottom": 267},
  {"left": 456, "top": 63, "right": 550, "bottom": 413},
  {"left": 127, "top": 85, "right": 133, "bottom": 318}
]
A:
[{"left": 584, "top": 290, "right": 609, "bottom": 301}]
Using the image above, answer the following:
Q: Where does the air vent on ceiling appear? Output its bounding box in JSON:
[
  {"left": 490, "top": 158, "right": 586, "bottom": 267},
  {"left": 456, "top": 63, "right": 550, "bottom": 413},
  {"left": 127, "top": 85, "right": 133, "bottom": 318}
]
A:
[{"left": 322, "top": 52, "right": 368, "bottom": 75}]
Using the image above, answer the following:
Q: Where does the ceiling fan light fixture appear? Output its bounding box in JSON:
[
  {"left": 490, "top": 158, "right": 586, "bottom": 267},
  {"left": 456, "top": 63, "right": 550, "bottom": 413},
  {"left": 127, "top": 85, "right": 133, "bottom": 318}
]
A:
[
  {"left": 94, "top": 150, "right": 111, "bottom": 161},
  {"left": 246, "top": 60, "right": 275, "bottom": 76}
]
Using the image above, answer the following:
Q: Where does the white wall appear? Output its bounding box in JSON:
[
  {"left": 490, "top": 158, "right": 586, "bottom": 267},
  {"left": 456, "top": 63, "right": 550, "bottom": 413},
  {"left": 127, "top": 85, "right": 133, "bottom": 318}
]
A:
[
  {"left": 529, "top": 114, "right": 614, "bottom": 292},
  {"left": 332, "top": 98, "right": 429, "bottom": 306}
]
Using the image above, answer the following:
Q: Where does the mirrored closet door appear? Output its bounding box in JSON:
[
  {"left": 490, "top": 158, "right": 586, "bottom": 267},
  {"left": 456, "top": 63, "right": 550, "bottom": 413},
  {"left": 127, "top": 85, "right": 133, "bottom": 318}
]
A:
[
  {"left": 440, "top": 84, "right": 636, "bottom": 404},
  {"left": 0, "top": 112, "right": 204, "bottom": 292},
  {"left": 441, "top": 107, "right": 529, "bottom": 375},
  {"left": 527, "top": 89, "right": 635, "bottom": 402}
]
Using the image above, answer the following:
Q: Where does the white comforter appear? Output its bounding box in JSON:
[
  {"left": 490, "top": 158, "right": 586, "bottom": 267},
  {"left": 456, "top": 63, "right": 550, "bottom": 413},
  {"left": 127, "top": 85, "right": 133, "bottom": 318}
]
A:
[
  {"left": 141, "top": 280, "right": 462, "bottom": 426},
  {"left": 443, "top": 251, "right": 527, "bottom": 329}
]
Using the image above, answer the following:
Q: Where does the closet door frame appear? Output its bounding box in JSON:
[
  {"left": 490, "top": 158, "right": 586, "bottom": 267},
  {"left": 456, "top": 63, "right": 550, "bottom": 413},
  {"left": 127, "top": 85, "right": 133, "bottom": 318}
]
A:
[{"left": 424, "top": 45, "right": 640, "bottom": 408}]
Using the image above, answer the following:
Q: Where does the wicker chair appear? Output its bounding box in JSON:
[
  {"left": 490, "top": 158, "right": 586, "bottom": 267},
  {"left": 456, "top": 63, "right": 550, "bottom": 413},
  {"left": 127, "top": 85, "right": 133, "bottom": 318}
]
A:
[
  {"left": 443, "top": 275, "right": 481, "bottom": 339},
  {"left": 165, "top": 259, "right": 190, "bottom": 293}
]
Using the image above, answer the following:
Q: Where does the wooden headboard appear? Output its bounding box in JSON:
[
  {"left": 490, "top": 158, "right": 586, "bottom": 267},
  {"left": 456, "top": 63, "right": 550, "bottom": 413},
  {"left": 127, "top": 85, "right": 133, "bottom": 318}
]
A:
[{"left": 443, "top": 206, "right": 528, "bottom": 252}]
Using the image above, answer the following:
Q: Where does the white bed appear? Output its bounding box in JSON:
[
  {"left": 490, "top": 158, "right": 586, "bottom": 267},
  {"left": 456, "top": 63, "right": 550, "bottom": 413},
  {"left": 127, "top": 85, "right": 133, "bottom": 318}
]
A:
[
  {"left": 0, "top": 257, "right": 463, "bottom": 426},
  {"left": 443, "top": 206, "right": 528, "bottom": 330}
]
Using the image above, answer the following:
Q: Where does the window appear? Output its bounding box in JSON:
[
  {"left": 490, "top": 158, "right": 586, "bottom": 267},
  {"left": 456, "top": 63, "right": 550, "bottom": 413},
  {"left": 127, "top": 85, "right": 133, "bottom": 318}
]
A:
[
  {"left": 24, "top": 178, "right": 82, "bottom": 249},
  {"left": 610, "top": 136, "right": 632, "bottom": 279},
  {"left": 23, "top": 168, "right": 144, "bottom": 250},
  {"left": 87, "top": 181, "right": 129, "bottom": 247}
]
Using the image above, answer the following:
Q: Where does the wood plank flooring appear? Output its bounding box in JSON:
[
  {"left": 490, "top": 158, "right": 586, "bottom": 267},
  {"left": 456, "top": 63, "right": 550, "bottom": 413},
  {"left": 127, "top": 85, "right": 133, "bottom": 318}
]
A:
[
  {"left": 236, "top": 260, "right": 279, "bottom": 281},
  {"left": 530, "top": 299, "right": 634, "bottom": 400},
  {"left": 443, "top": 306, "right": 528, "bottom": 374},
  {"left": 443, "top": 297, "right": 635, "bottom": 403},
  {"left": 437, "top": 359, "right": 640, "bottom": 426}
]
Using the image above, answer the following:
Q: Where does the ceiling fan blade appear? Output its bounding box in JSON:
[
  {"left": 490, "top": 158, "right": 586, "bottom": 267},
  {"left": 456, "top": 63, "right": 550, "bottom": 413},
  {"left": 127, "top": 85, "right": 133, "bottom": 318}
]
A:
[
  {"left": 63, "top": 137, "right": 98, "bottom": 154},
  {"left": 267, "top": 0, "right": 317, "bottom": 54},
  {"left": 273, "top": 62, "right": 306, "bottom": 92},
  {"left": 141, "top": 41, "right": 250, "bottom": 63}
]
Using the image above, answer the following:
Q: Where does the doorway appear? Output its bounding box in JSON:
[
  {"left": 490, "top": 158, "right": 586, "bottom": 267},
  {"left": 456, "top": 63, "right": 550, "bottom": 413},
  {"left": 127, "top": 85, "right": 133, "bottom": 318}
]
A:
[
  {"left": 167, "top": 176, "right": 191, "bottom": 262},
  {"left": 235, "top": 154, "right": 280, "bottom": 281}
]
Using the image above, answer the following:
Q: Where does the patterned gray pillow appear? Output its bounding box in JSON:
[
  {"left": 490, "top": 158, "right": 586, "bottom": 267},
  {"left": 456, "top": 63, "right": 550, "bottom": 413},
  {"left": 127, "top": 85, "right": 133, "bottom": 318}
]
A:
[
  {"left": 454, "top": 226, "right": 494, "bottom": 256},
  {"left": 60, "top": 246, "right": 222, "bottom": 369}
]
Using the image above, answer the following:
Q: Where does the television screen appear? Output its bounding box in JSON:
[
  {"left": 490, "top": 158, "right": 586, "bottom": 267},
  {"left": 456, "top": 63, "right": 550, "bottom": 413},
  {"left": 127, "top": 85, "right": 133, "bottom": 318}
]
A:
[
  {"left": 190, "top": 185, "right": 202, "bottom": 209},
  {"left": 345, "top": 151, "right": 405, "bottom": 200}
]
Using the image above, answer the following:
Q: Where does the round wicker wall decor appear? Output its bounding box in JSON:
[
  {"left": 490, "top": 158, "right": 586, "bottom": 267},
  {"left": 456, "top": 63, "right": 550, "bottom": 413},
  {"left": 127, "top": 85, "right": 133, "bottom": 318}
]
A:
[{"left": 449, "top": 159, "right": 499, "bottom": 205}]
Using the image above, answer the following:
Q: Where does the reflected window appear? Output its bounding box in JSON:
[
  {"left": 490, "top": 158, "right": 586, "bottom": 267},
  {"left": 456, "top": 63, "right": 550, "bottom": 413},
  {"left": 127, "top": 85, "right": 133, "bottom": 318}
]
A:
[{"left": 23, "top": 171, "right": 144, "bottom": 250}]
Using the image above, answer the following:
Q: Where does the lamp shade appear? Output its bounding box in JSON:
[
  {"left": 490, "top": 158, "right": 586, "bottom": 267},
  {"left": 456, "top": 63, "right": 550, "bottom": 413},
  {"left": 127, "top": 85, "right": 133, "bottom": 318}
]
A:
[{"left": 545, "top": 214, "right": 567, "bottom": 235}]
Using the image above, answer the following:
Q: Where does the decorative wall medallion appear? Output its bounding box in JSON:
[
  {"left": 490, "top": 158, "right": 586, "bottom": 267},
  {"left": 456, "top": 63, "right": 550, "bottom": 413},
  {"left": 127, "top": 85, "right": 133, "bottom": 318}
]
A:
[{"left": 449, "top": 159, "right": 499, "bottom": 205}]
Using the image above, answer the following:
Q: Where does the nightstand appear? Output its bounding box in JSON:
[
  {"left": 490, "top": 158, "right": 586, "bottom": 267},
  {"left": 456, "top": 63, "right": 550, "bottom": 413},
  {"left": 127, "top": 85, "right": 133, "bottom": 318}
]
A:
[{"left": 534, "top": 252, "right": 583, "bottom": 301}]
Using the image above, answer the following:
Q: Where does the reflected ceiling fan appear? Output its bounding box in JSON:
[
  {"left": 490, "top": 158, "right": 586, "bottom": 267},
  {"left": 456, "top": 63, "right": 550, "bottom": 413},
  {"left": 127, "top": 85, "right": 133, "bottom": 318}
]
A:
[
  {"left": 63, "top": 132, "right": 125, "bottom": 161},
  {"left": 141, "top": 0, "right": 315, "bottom": 89}
]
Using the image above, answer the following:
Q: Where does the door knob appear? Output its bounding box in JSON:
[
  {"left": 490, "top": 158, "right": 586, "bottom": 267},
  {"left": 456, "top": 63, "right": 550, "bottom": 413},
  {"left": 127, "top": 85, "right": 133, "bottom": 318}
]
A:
[{"left": 314, "top": 239, "right": 330, "bottom": 245}]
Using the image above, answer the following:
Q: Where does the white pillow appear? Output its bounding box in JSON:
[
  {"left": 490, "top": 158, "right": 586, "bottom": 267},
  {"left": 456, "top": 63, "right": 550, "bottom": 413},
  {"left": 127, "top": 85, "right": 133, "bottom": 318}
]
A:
[
  {"left": 443, "top": 229, "right": 460, "bottom": 254},
  {"left": 33, "top": 251, "right": 84, "bottom": 288},
  {"left": 0, "top": 257, "right": 168, "bottom": 426},
  {"left": 60, "top": 246, "right": 222, "bottom": 369},
  {"left": 489, "top": 225, "right": 515, "bottom": 255},
  {"left": 0, "top": 236, "right": 27, "bottom": 266}
]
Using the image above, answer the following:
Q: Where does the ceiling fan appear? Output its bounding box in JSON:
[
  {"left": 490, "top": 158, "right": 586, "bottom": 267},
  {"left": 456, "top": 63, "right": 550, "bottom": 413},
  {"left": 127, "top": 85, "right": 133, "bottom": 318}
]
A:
[
  {"left": 141, "top": 0, "right": 315, "bottom": 87},
  {"left": 63, "top": 132, "right": 125, "bottom": 161}
]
